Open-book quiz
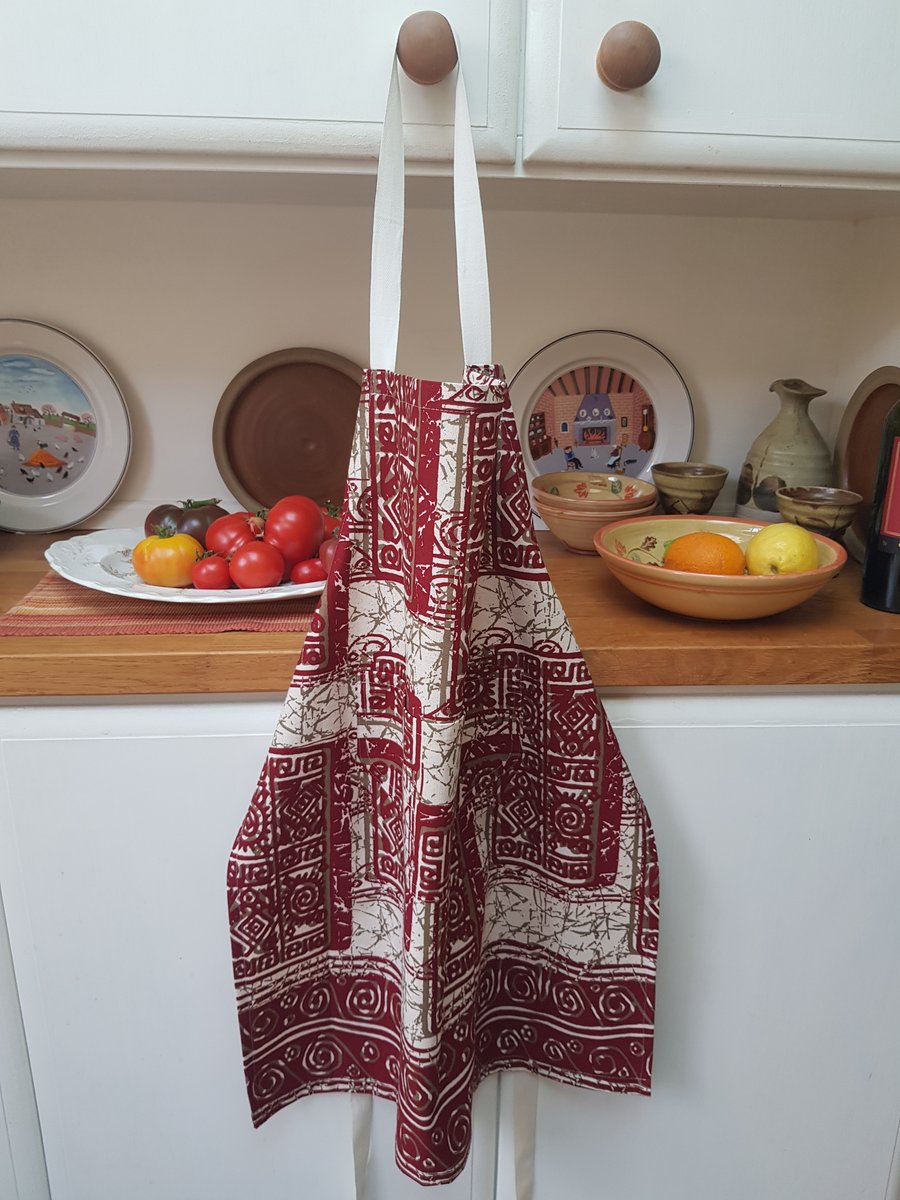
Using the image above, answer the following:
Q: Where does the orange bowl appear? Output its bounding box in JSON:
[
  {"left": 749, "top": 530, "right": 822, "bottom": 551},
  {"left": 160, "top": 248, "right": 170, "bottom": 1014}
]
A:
[
  {"left": 534, "top": 495, "right": 657, "bottom": 554},
  {"left": 593, "top": 515, "right": 847, "bottom": 620},
  {"left": 532, "top": 471, "right": 658, "bottom": 511}
]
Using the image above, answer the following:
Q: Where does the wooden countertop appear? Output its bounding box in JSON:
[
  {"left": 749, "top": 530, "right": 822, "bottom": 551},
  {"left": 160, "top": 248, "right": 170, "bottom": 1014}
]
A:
[{"left": 1, "top": 529, "right": 899, "bottom": 697}]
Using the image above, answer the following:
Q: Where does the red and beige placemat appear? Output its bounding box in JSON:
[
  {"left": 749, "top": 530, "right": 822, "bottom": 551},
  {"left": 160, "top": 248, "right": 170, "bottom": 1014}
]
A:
[{"left": 0, "top": 571, "right": 318, "bottom": 636}]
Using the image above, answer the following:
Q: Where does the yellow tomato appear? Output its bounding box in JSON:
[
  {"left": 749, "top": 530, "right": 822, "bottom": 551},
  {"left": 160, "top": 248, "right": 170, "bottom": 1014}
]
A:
[{"left": 132, "top": 532, "right": 203, "bottom": 587}]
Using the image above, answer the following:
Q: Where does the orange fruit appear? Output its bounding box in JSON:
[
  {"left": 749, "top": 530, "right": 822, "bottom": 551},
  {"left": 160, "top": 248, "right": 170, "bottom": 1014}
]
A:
[{"left": 663, "top": 531, "right": 746, "bottom": 575}]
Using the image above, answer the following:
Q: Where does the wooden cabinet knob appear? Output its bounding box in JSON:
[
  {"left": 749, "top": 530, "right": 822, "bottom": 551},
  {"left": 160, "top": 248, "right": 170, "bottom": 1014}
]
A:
[
  {"left": 397, "top": 11, "right": 458, "bottom": 85},
  {"left": 596, "top": 21, "right": 661, "bottom": 91}
]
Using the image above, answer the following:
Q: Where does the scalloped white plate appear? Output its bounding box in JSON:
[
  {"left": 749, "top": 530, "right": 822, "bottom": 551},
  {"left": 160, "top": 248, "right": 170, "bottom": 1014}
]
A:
[{"left": 45, "top": 528, "right": 326, "bottom": 604}]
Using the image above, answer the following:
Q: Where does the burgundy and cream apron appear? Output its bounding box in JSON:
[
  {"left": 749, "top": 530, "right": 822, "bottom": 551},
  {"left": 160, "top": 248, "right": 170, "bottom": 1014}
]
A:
[{"left": 228, "top": 48, "right": 659, "bottom": 1189}]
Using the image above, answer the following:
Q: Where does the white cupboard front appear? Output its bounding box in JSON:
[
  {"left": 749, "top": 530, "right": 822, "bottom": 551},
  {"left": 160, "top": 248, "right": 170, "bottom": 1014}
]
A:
[
  {"left": 497, "top": 693, "right": 900, "bottom": 1200},
  {"left": 0, "top": 0, "right": 520, "bottom": 166},
  {"left": 3, "top": 692, "right": 900, "bottom": 1199},
  {"left": 524, "top": 0, "right": 900, "bottom": 184},
  {"left": 0, "top": 702, "right": 497, "bottom": 1200}
]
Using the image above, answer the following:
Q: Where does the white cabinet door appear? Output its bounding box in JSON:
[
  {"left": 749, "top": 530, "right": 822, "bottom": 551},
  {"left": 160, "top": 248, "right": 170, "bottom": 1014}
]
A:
[
  {"left": 0, "top": 0, "right": 520, "bottom": 165},
  {"left": 0, "top": 702, "right": 497, "bottom": 1200},
  {"left": 524, "top": 0, "right": 900, "bottom": 182},
  {"left": 497, "top": 693, "right": 900, "bottom": 1200}
]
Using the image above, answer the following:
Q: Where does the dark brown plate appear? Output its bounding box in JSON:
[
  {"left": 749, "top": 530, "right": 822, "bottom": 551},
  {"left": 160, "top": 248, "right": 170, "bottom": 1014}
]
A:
[
  {"left": 834, "top": 366, "right": 900, "bottom": 562},
  {"left": 213, "top": 348, "right": 361, "bottom": 511}
]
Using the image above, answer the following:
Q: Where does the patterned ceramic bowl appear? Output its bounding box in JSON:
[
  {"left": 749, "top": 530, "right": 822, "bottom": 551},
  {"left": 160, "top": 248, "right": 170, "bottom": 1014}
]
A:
[
  {"left": 593, "top": 515, "right": 846, "bottom": 620},
  {"left": 775, "top": 486, "right": 863, "bottom": 543},
  {"left": 532, "top": 470, "right": 658, "bottom": 512},
  {"left": 534, "top": 494, "right": 656, "bottom": 554},
  {"left": 650, "top": 462, "right": 729, "bottom": 515}
]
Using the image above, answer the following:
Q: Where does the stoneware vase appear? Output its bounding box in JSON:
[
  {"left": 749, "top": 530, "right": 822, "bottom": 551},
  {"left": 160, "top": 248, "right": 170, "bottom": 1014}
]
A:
[{"left": 735, "top": 378, "right": 833, "bottom": 521}]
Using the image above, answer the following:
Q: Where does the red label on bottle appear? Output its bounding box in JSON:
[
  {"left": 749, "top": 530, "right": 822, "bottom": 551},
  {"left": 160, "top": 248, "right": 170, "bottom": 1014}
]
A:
[{"left": 880, "top": 436, "right": 900, "bottom": 538}]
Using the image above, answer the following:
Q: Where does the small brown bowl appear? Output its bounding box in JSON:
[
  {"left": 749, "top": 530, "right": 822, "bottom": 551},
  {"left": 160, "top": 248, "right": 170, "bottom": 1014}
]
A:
[
  {"left": 650, "top": 462, "right": 729, "bottom": 515},
  {"left": 775, "top": 486, "right": 863, "bottom": 543}
]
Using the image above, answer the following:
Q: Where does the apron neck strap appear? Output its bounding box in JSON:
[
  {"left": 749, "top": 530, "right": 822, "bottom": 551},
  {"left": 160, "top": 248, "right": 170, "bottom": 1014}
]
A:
[{"left": 369, "top": 49, "right": 493, "bottom": 373}]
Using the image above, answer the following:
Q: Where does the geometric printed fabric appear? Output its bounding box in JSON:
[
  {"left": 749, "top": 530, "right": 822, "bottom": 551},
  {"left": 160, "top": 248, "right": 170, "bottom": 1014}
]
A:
[{"left": 227, "top": 364, "right": 659, "bottom": 1185}]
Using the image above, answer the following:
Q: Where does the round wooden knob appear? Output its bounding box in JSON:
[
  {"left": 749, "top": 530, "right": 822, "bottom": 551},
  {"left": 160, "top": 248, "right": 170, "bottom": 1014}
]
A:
[
  {"left": 596, "top": 21, "right": 661, "bottom": 91},
  {"left": 397, "top": 11, "right": 458, "bottom": 85}
]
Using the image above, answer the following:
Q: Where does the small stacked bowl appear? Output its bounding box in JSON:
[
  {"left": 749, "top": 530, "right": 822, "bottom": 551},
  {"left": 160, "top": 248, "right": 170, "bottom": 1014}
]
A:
[
  {"left": 650, "top": 461, "right": 729, "bottom": 514},
  {"left": 531, "top": 471, "right": 658, "bottom": 553}
]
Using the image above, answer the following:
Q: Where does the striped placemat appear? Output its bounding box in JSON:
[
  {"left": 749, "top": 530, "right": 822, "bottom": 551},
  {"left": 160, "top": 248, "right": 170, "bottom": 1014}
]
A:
[{"left": 0, "top": 571, "right": 319, "bottom": 636}]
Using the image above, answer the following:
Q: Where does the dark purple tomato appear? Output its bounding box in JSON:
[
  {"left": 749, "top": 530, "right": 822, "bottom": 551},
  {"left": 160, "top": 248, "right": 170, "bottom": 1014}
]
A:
[
  {"left": 144, "top": 504, "right": 181, "bottom": 537},
  {"left": 175, "top": 502, "right": 229, "bottom": 548},
  {"left": 143, "top": 499, "right": 229, "bottom": 548}
]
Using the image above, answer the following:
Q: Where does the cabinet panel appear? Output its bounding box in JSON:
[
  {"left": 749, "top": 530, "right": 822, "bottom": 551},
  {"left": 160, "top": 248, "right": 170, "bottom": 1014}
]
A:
[
  {"left": 0, "top": 703, "right": 496, "bottom": 1200},
  {"left": 524, "top": 0, "right": 900, "bottom": 181},
  {"left": 0, "top": 0, "right": 520, "bottom": 164},
  {"left": 499, "top": 694, "right": 900, "bottom": 1200}
]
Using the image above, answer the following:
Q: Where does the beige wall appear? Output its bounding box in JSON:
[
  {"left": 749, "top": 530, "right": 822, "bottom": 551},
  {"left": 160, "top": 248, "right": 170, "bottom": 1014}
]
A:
[{"left": 0, "top": 196, "right": 866, "bottom": 525}]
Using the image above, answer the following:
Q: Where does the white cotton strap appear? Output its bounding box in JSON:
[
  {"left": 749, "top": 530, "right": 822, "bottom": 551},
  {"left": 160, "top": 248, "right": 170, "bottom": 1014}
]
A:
[
  {"left": 497, "top": 1073, "right": 539, "bottom": 1199},
  {"left": 369, "top": 49, "right": 492, "bottom": 372},
  {"left": 511, "top": 1073, "right": 538, "bottom": 1200},
  {"left": 350, "top": 1093, "right": 373, "bottom": 1200}
]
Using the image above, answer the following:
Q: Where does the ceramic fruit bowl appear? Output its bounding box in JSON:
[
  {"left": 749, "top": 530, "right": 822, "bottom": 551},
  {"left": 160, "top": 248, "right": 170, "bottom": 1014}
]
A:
[
  {"left": 534, "top": 494, "right": 656, "bottom": 554},
  {"left": 532, "top": 471, "right": 658, "bottom": 512},
  {"left": 593, "top": 515, "right": 847, "bottom": 620},
  {"left": 650, "top": 461, "right": 729, "bottom": 515},
  {"left": 775, "top": 486, "right": 863, "bottom": 543}
]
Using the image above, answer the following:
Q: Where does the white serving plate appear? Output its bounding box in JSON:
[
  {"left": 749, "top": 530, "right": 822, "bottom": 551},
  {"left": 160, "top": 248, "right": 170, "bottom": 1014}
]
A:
[{"left": 45, "top": 528, "right": 326, "bottom": 605}]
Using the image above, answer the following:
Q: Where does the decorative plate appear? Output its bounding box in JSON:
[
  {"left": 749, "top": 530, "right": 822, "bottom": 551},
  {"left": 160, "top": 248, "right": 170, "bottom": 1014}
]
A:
[
  {"left": 834, "top": 365, "right": 900, "bottom": 562},
  {"left": 509, "top": 331, "right": 694, "bottom": 487},
  {"left": 45, "top": 529, "right": 325, "bottom": 605},
  {"left": 213, "top": 347, "right": 361, "bottom": 512},
  {"left": 0, "top": 320, "right": 131, "bottom": 533}
]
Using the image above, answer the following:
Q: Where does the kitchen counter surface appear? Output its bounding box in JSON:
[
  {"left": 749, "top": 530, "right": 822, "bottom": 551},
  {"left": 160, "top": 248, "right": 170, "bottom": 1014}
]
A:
[{"left": 1, "top": 529, "right": 898, "bottom": 698}]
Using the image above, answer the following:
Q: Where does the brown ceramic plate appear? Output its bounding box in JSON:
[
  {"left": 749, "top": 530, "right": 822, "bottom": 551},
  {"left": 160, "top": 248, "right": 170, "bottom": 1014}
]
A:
[
  {"left": 834, "top": 366, "right": 900, "bottom": 562},
  {"left": 213, "top": 348, "right": 361, "bottom": 511}
]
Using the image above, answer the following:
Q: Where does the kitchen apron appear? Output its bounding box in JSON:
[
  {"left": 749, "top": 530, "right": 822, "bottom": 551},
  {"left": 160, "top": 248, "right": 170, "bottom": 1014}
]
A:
[{"left": 228, "top": 50, "right": 659, "bottom": 1189}]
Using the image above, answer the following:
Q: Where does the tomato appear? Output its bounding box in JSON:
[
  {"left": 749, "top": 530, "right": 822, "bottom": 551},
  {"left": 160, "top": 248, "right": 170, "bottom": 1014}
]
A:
[
  {"left": 290, "top": 558, "right": 328, "bottom": 584},
  {"left": 320, "top": 500, "right": 342, "bottom": 542},
  {"left": 263, "top": 495, "right": 324, "bottom": 570},
  {"left": 143, "top": 498, "right": 229, "bottom": 546},
  {"left": 174, "top": 499, "right": 229, "bottom": 547},
  {"left": 132, "top": 532, "right": 203, "bottom": 587},
  {"left": 318, "top": 537, "right": 339, "bottom": 574},
  {"left": 144, "top": 503, "right": 181, "bottom": 537},
  {"left": 206, "top": 512, "right": 263, "bottom": 558},
  {"left": 191, "top": 554, "right": 232, "bottom": 590},
  {"left": 229, "top": 541, "right": 285, "bottom": 589}
]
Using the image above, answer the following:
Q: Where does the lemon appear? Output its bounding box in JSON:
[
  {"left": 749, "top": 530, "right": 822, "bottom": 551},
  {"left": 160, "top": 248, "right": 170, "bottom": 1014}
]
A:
[{"left": 745, "top": 523, "right": 819, "bottom": 575}]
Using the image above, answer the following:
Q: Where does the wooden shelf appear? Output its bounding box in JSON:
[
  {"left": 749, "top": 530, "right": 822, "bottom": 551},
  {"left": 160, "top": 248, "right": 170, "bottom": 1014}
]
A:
[{"left": 1, "top": 529, "right": 899, "bottom": 698}]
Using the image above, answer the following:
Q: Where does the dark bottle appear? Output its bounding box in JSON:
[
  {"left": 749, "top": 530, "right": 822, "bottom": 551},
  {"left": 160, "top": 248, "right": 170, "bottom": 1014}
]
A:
[{"left": 861, "top": 396, "right": 900, "bottom": 613}]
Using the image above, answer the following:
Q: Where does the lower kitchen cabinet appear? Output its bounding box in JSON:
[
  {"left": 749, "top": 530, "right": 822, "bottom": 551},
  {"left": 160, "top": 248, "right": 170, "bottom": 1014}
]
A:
[
  {"left": 1, "top": 692, "right": 899, "bottom": 1199},
  {"left": 0, "top": 701, "right": 496, "bottom": 1200}
]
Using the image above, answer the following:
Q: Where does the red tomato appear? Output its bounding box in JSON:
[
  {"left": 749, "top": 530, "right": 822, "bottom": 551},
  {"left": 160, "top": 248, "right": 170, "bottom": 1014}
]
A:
[
  {"left": 263, "top": 496, "right": 324, "bottom": 570},
  {"left": 229, "top": 541, "right": 285, "bottom": 589},
  {"left": 290, "top": 558, "right": 328, "bottom": 584},
  {"left": 206, "top": 512, "right": 263, "bottom": 557},
  {"left": 191, "top": 554, "right": 232, "bottom": 590},
  {"left": 320, "top": 500, "right": 342, "bottom": 542},
  {"left": 318, "top": 537, "right": 339, "bottom": 574}
]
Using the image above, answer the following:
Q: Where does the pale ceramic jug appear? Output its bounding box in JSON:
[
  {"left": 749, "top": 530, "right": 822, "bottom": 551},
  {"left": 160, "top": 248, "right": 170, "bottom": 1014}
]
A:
[{"left": 735, "top": 378, "right": 833, "bottom": 520}]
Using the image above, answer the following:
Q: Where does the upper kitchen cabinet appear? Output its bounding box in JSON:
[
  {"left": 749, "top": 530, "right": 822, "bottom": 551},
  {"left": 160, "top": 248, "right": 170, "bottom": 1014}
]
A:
[
  {"left": 0, "top": 0, "right": 520, "bottom": 168},
  {"left": 523, "top": 0, "right": 900, "bottom": 186}
]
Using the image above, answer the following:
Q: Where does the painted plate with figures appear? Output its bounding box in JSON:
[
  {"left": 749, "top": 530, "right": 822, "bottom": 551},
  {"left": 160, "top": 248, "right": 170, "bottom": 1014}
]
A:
[
  {"left": 0, "top": 320, "right": 131, "bottom": 533},
  {"left": 509, "top": 330, "right": 694, "bottom": 487}
]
